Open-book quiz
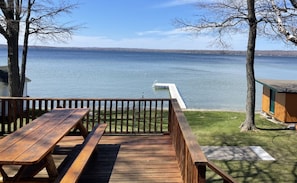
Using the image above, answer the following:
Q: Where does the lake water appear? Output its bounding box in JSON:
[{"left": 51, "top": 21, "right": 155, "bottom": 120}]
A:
[{"left": 0, "top": 47, "right": 296, "bottom": 111}]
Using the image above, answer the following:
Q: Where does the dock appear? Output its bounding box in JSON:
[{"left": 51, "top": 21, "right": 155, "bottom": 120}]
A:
[{"left": 153, "top": 82, "right": 186, "bottom": 109}]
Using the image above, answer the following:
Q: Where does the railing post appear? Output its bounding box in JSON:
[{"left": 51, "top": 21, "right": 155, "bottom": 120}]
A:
[
  {"left": 168, "top": 99, "right": 172, "bottom": 134},
  {"left": 197, "top": 163, "right": 206, "bottom": 183}
]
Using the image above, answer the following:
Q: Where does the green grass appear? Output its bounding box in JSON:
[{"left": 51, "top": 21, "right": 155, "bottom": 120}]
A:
[{"left": 184, "top": 111, "right": 297, "bottom": 183}]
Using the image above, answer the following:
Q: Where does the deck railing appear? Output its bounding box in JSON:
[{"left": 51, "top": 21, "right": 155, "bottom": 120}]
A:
[
  {"left": 169, "top": 100, "right": 237, "bottom": 183},
  {"left": 169, "top": 99, "right": 208, "bottom": 183},
  {"left": 0, "top": 97, "right": 236, "bottom": 183},
  {"left": 0, "top": 97, "right": 169, "bottom": 134}
]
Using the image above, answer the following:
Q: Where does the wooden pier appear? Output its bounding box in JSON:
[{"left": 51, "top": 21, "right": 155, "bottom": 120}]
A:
[{"left": 153, "top": 82, "right": 187, "bottom": 109}]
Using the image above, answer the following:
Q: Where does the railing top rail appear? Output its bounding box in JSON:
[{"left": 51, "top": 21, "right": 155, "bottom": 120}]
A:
[
  {"left": 0, "top": 97, "right": 171, "bottom": 101},
  {"left": 208, "top": 161, "right": 238, "bottom": 183}
]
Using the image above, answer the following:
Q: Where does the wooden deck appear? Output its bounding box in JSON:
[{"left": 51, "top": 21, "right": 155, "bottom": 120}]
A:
[
  {"left": 0, "top": 135, "right": 182, "bottom": 183},
  {"left": 0, "top": 98, "right": 237, "bottom": 183},
  {"left": 68, "top": 135, "right": 183, "bottom": 183}
]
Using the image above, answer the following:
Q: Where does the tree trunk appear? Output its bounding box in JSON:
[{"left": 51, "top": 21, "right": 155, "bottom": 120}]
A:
[
  {"left": 7, "top": 27, "right": 21, "bottom": 97},
  {"left": 20, "top": 0, "right": 33, "bottom": 96},
  {"left": 5, "top": 1, "right": 22, "bottom": 97},
  {"left": 240, "top": 0, "right": 257, "bottom": 131}
]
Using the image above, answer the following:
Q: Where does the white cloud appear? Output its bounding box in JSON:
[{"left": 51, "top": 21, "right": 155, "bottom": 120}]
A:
[
  {"left": 35, "top": 32, "right": 243, "bottom": 50},
  {"left": 136, "top": 28, "right": 187, "bottom": 36},
  {"left": 26, "top": 33, "right": 216, "bottom": 50},
  {"left": 0, "top": 28, "right": 290, "bottom": 51}
]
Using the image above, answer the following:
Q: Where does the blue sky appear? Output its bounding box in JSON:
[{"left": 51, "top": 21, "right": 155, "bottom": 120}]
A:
[{"left": 17, "top": 0, "right": 297, "bottom": 50}]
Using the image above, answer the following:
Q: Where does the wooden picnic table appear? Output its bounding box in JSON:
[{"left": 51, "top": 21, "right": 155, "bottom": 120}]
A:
[{"left": 0, "top": 108, "right": 90, "bottom": 182}]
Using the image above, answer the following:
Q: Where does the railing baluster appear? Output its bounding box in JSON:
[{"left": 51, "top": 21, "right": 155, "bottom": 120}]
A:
[
  {"left": 44, "top": 100, "right": 48, "bottom": 112},
  {"left": 86, "top": 100, "right": 90, "bottom": 131},
  {"left": 115, "top": 100, "right": 118, "bottom": 133},
  {"left": 160, "top": 100, "right": 164, "bottom": 132},
  {"left": 132, "top": 100, "right": 135, "bottom": 133},
  {"left": 126, "top": 101, "right": 129, "bottom": 133},
  {"left": 56, "top": 100, "right": 60, "bottom": 108},
  {"left": 154, "top": 100, "right": 158, "bottom": 132},
  {"left": 138, "top": 101, "right": 141, "bottom": 133},
  {"left": 32, "top": 99, "right": 36, "bottom": 120},
  {"left": 62, "top": 99, "right": 65, "bottom": 108},
  {"left": 18, "top": 99, "right": 24, "bottom": 129},
  {"left": 25, "top": 99, "right": 30, "bottom": 124},
  {"left": 149, "top": 100, "right": 152, "bottom": 133},
  {"left": 121, "top": 101, "right": 124, "bottom": 133},
  {"left": 68, "top": 100, "right": 72, "bottom": 108},
  {"left": 74, "top": 100, "right": 78, "bottom": 108},
  {"left": 143, "top": 101, "right": 146, "bottom": 132},
  {"left": 109, "top": 100, "right": 112, "bottom": 132},
  {"left": 0, "top": 99, "right": 5, "bottom": 135},
  {"left": 91, "top": 100, "right": 95, "bottom": 128},
  {"left": 97, "top": 100, "right": 101, "bottom": 124},
  {"left": 103, "top": 100, "right": 107, "bottom": 131},
  {"left": 38, "top": 99, "right": 42, "bottom": 116},
  {"left": 50, "top": 100, "right": 54, "bottom": 110}
]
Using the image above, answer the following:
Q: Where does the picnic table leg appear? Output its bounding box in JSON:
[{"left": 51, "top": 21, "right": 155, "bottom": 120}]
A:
[
  {"left": 0, "top": 165, "right": 9, "bottom": 181},
  {"left": 76, "top": 121, "right": 89, "bottom": 138},
  {"left": 11, "top": 154, "right": 58, "bottom": 182},
  {"left": 45, "top": 154, "right": 58, "bottom": 181},
  {"left": 13, "top": 163, "right": 46, "bottom": 181}
]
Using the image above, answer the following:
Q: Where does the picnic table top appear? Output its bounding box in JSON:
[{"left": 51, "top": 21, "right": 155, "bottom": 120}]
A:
[{"left": 0, "top": 108, "right": 89, "bottom": 165}]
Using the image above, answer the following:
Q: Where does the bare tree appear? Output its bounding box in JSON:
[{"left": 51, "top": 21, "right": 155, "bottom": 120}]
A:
[
  {"left": 175, "top": 0, "right": 297, "bottom": 131},
  {"left": 241, "top": 0, "right": 257, "bottom": 131},
  {"left": 0, "top": 0, "right": 78, "bottom": 96}
]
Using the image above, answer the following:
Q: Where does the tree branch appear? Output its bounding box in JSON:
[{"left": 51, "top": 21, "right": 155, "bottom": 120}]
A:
[
  {"left": 290, "top": 0, "right": 297, "bottom": 8},
  {"left": 270, "top": 0, "right": 297, "bottom": 44},
  {"left": 0, "top": 0, "right": 9, "bottom": 18}
]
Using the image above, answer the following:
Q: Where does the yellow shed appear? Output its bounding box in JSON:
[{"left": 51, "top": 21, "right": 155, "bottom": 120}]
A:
[{"left": 257, "top": 79, "right": 297, "bottom": 123}]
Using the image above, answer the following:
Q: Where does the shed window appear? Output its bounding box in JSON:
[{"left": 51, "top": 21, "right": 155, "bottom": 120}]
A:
[{"left": 269, "top": 89, "right": 275, "bottom": 114}]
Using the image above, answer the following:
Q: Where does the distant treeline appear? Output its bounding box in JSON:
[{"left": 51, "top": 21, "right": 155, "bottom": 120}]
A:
[{"left": 0, "top": 44, "right": 296, "bottom": 57}]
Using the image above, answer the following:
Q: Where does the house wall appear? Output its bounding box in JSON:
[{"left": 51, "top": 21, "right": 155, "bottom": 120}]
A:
[
  {"left": 262, "top": 85, "right": 297, "bottom": 122},
  {"left": 274, "top": 93, "right": 286, "bottom": 122},
  {"left": 262, "top": 86, "right": 270, "bottom": 114},
  {"left": 284, "top": 93, "right": 297, "bottom": 122},
  {"left": 0, "top": 82, "right": 8, "bottom": 96}
]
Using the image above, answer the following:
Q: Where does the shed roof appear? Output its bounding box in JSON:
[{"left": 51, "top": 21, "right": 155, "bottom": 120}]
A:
[
  {"left": 0, "top": 66, "right": 31, "bottom": 84},
  {"left": 256, "top": 79, "right": 297, "bottom": 93}
]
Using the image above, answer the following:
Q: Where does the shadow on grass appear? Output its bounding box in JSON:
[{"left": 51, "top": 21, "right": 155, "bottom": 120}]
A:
[
  {"left": 184, "top": 111, "right": 297, "bottom": 182},
  {"left": 257, "top": 127, "right": 289, "bottom": 131}
]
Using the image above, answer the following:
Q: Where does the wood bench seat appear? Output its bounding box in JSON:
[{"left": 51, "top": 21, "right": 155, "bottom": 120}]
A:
[{"left": 55, "top": 123, "right": 107, "bottom": 183}]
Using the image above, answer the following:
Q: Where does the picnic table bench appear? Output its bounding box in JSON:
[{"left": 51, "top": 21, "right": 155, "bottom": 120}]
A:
[
  {"left": 0, "top": 108, "right": 107, "bottom": 183},
  {"left": 56, "top": 123, "right": 107, "bottom": 183}
]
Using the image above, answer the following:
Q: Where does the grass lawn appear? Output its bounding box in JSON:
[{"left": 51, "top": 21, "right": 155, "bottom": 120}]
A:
[{"left": 184, "top": 111, "right": 297, "bottom": 183}]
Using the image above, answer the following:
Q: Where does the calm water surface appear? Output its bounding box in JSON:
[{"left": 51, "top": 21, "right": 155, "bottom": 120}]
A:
[{"left": 0, "top": 48, "right": 296, "bottom": 110}]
